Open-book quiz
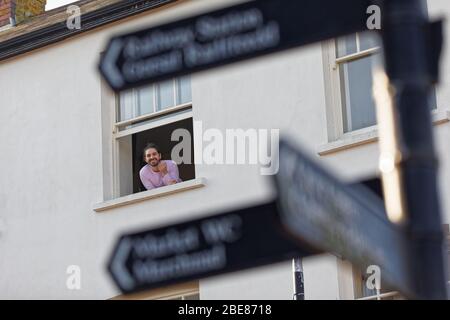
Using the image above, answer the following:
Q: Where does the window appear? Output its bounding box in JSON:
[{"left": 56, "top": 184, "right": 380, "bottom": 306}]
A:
[
  {"left": 335, "top": 32, "right": 437, "bottom": 134},
  {"left": 117, "top": 76, "right": 192, "bottom": 124},
  {"left": 336, "top": 32, "right": 380, "bottom": 133},
  {"left": 113, "top": 76, "right": 195, "bottom": 198},
  {"left": 324, "top": 0, "right": 438, "bottom": 139},
  {"left": 324, "top": 27, "right": 437, "bottom": 141}
]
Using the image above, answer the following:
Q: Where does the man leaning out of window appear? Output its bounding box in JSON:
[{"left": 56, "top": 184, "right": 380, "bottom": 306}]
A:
[{"left": 139, "top": 143, "right": 182, "bottom": 190}]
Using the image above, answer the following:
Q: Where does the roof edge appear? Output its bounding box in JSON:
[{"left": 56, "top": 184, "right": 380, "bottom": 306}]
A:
[{"left": 0, "top": 0, "right": 177, "bottom": 62}]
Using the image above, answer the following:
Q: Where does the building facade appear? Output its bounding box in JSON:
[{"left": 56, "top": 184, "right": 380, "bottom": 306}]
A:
[{"left": 0, "top": 0, "right": 449, "bottom": 299}]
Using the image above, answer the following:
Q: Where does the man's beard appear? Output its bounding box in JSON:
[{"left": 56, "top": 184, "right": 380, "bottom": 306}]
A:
[{"left": 150, "top": 159, "right": 160, "bottom": 167}]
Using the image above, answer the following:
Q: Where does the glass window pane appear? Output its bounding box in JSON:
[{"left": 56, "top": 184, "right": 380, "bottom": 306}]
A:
[
  {"left": 137, "top": 86, "right": 154, "bottom": 116},
  {"left": 359, "top": 32, "right": 380, "bottom": 51},
  {"left": 177, "top": 76, "right": 192, "bottom": 104},
  {"left": 119, "top": 90, "right": 135, "bottom": 121},
  {"left": 157, "top": 80, "right": 175, "bottom": 111},
  {"left": 336, "top": 34, "right": 357, "bottom": 58},
  {"left": 339, "top": 55, "right": 377, "bottom": 132}
]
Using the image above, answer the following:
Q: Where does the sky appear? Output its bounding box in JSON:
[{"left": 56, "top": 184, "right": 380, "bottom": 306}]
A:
[{"left": 46, "top": 0, "right": 78, "bottom": 10}]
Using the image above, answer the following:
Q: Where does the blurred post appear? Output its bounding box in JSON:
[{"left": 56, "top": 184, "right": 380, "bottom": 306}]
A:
[
  {"left": 292, "top": 258, "right": 305, "bottom": 300},
  {"left": 376, "top": 0, "right": 448, "bottom": 299}
]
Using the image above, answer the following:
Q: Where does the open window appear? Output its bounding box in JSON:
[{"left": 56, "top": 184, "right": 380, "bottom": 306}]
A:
[{"left": 113, "top": 77, "right": 195, "bottom": 198}]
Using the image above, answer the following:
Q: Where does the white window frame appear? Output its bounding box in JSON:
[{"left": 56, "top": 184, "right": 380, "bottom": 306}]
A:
[
  {"left": 114, "top": 101, "right": 193, "bottom": 138},
  {"left": 336, "top": 35, "right": 380, "bottom": 134},
  {"left": 320, "top": 35, "right": 447, "bottom": 156},
  {"left": 111, "top": 78, "right": 193, "bottom": 199},
  {"left": 117, "top": 78, "right": 191, "bottom": 123},
  {"left": 322, "top": 1, "right": 440, "bottom": 146},
  {"left": 322, "top": 33, "right": 381, "bottom": 142}
]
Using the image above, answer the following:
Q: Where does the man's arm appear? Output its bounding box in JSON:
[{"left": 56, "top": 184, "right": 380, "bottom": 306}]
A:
[
  {"left": 140, "top": 170, "right": 155, "bottom": 190},
  {"left": 162, "top": 161, "right": 182, "bottom": 185}
]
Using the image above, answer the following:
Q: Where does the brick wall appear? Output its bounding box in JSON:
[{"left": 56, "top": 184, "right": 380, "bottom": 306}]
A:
[
  {"left": 0, "top": 0, "right": 46, "bottom": 28},
  {"left": 0, "top": 0, "right": 15, "bottom": 27},
  {"left": 15, "top": 0, "right": 46, "bottom": 24}
]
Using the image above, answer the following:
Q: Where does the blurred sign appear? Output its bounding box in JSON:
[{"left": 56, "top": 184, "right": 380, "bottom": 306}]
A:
[
  {"left": 99, "top": 0, "right": 371, "bottom": 91},
  {"left": 107, "top": 140, "right": 416, "bottom": 297},
  {"left": 108, "top": 202, "right": 318, "bottom": 294},
  {"left": 274, "top": 139, "right": 415, "bottom": 298}
]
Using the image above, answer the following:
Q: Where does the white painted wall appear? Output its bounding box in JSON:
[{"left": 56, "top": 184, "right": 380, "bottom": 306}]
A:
[{"left": 0, "top": 0, "right": 449, "bottom": 299}]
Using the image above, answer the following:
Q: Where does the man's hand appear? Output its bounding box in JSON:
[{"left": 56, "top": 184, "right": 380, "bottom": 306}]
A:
[{"left": 157, "top": 161, "right": 168, "bottom": 175}]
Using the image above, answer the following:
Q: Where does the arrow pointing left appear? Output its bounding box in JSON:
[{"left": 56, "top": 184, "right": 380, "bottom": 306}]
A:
[
  {"left": 109, "top": 237, "right": 135, "bottom": 292},
  {"left": 99, "top": 38, "right": 125, "bottom": 90}
]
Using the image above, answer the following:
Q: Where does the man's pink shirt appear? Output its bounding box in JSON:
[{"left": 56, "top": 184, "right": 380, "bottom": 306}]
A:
[{"left": 139, "top": 160, "right": 182, "bottom": 190}]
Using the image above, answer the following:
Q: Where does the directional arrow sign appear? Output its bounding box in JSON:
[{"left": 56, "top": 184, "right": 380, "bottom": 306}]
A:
[
  {"left": 273, "top": 139, "right": 417, "bottom": 299},
  {"left": 99, "top": 0, "right": 372, "bottom": 91},
  {"left": 107, "top": 202, "right": 319, "bottom": 294}
]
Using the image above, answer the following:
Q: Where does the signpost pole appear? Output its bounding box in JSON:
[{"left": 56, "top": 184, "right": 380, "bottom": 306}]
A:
[
  {"left": 378, "top": 0, "right": 448, "bottom": 299},
  {"left": 292, "top": 258, "right": 305, "bottom": 300}
]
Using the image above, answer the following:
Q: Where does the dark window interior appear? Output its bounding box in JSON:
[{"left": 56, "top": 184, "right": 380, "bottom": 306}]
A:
[{"left": 132, "top": 118, "right": 195, "bottom": 193}]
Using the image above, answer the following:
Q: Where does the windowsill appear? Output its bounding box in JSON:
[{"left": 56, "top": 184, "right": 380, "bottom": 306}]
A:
[
  {"left": 93, "top": 178, "right": 206, "bottom": 213},
  {"left": 318, "top": 110, "right": 450, "bottom": 156}
]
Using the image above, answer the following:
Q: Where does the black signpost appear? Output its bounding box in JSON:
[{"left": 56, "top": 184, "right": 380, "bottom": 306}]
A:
[
  {"left": 102, "top": 0, "right": 449, "bottom": 299},
  {"left": 108, "top": 202, "right": 319, "bottom": 294},
  {"left": 99, "top": 0, "right": 371, "bottom": 91},
  {"left": 274, "top": 139, "right": 415, "bottom": 298},
  {"left": 378, "top": 0, "right": 448, "bottom": 299}
]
